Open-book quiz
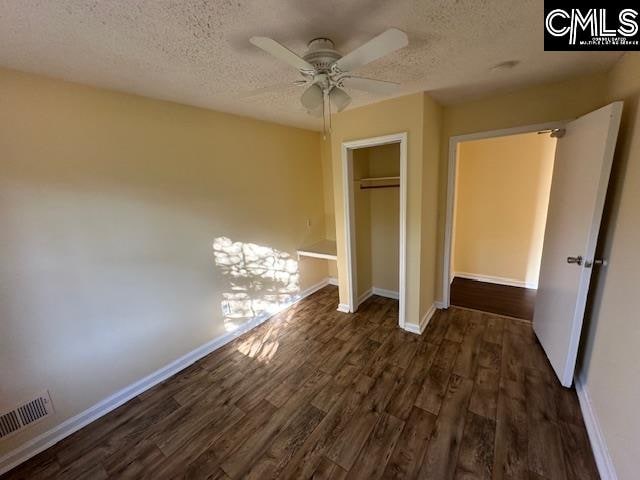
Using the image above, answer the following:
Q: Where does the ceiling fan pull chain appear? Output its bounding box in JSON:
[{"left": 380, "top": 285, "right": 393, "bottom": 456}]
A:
[
  {"left": 322, "top": 88, "right": 333, "bottom": 137},
  {"left": 322, "top": 89, "right": 328, "bottom": 138},
  {"left": 327, "top": 89, "right": 332, "bottom": 135}
]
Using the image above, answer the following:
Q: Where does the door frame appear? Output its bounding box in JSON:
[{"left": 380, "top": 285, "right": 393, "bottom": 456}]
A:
[
  {"left": 441, "top": 121, "right": 565, "bottom": 308},
  {"left": 341, "top": 132, "right": 408, "bottom": 329}
]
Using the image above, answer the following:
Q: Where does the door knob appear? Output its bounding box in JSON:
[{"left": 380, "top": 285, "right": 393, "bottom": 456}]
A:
[{"left": 567, "top": 256, "right": 583, "bottom": 265}]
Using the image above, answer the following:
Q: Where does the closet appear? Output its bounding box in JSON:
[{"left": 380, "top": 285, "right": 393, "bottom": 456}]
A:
[{"left": 352, "top": 143, "right": 400, "bottom": 304}]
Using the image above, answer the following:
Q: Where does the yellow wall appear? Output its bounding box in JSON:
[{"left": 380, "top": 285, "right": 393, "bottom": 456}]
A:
[
  {"left": 320, "top": 135, "right": 339, "bottom": 280},
  {"left": 578, "top": 52, "right": 640, "bottom": 480},
  {"left": 325, "top": 92, "right": 442, "bottom": 324},
  {"left": 436, "top": 73, "right": 609, "bottom": 299},
  {"left": 4, "top": 52, "right": 637, "bottom": 477},
  {"left": 330, "top": 93, "right": 428, "bottom": 325},
  {"left": 353, "top": 149, "right": 373, "bottom": 297},
  {"left": 420, "top": 95, "right": 444, "bottom": 318},
  {"left": 453, "top": 133, "right": 556, "bottom": 287},
  {"left": 320, "top": 74, "right": 611, "bottom": 317},
  {"left": 0, "top": 67, "right": 327, "bottom": 455},
  {"left": 320, "top": 134, "right": 335, "bottom": 240}
]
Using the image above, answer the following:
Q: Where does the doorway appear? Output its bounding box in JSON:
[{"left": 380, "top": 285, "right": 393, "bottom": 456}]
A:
[
  {"left": 442, "top": 103, "right": 622, "bottom": 387},
  {"left": 442, "top": 121, "right": 564, "bottom": 316},
  {"left": 342, "top": 133, "right": 408, "bottom": 330}
]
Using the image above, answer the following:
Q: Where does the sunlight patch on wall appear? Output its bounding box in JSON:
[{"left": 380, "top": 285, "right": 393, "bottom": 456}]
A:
[{"left": 212, "top": 236, "right": 299, "bottom": 333}]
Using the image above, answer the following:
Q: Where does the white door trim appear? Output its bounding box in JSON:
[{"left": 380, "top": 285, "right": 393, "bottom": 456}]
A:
[
  {"left": 442, "top": 121, "right": 566, "bottom": 308},
  {"left": 341, "top": 132, "right": 408, "bottom": 329}
]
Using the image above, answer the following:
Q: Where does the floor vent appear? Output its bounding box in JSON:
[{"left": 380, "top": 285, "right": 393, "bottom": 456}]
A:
[{"left": 0, "top": 391, "right": 53, "bottom": 440}]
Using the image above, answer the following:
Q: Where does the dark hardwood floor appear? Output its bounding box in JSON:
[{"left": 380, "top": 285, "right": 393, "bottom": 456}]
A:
[
  {"left": 2, "top": 286, "right": 598, "bottom": 480},
  {"left": 450, "top": 277, "right": 537, "bottom": 321}
]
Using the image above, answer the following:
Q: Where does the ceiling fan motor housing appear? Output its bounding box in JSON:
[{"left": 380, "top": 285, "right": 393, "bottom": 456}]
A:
[{"left": 303, "top": 38, "right": 342, "bottom": 72}]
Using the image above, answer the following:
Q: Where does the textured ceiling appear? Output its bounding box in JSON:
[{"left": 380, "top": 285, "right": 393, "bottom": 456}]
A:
[{"left": 0, "top": 0, "right": 622, "bottom": 130}]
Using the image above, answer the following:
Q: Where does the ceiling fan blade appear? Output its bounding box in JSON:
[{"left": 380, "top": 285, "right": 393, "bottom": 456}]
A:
[
  {"left": 301, "top": 84, "right": 324, "bottom": 111},
  {"left": 330, "top": 87, "right": 351, "bottom": 112},
  {"left": 250, "top": 36, "right": 315, "bottom": 72},
  {"left": 340, "top": 76, "right": 401, "bottom": 95},
  {"left": 334, "top": 28, "right": 408, "bottom": 72}
]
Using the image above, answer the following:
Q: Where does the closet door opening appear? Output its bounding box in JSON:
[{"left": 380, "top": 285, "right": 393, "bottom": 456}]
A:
[{"left": 341, "top": 133, "right": 408, "bottom": 330}]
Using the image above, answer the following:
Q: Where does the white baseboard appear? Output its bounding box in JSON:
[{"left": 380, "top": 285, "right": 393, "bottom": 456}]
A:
[
  {"left": 402, "top": 324, "right": 421, "bottom": 334},
  {"left": 574, "top": 375, "right": 618, "bottom": 480},
  {"left": 404, "top": 303, "right": 438, "bottom": 335},
  {"left": 453, "top": 271, "right": 537, "bottom": 289},
  {"left": 357, "top": 286, "right": 399, "bottom": 307},
  {"left": 0, "top": 277, "right": 335, "bottom": 476},
  {"left": 371, "top": 287, "right": 399, "bottom": 300},
  {"left": 434, "top": 300, "right": 446, "bottom": 309},
  {"left": 327, "top": 277, "right": 339, "bottom": 286},
  {"left": 337, "top": 303, "right": 350, "bottom": 313}
]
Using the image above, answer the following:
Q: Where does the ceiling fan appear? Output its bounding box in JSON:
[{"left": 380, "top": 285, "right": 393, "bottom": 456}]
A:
[{"left": 249, "top": 28, "right": 409, "bottom": 132}]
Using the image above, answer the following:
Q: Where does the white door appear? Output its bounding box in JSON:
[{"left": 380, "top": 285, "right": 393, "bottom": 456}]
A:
[{"left": 534, "top": 102, "right": 622, "bottom": 387}]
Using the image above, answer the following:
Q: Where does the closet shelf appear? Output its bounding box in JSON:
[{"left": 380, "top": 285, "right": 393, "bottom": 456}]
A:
[
  {"left": 297, "top": 239, "right": 337, "bottom": 260},
  {"left": 358, "top": 176, "right": 400, "bottom": 189}
]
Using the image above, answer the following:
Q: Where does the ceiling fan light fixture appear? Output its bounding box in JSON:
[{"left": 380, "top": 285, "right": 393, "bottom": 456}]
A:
[
  {"left": 300, "top": 84, "right": 324, "bottom": 110},
  {"left": 330, "top": 87, "right": 351, "bottom": 112}
]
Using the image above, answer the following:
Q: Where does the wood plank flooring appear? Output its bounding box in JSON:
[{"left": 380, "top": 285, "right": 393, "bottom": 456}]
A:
[
  {"left": 451, "top": 277, "right": 537, "bottom": 320},
  {"left": 2, "top": 286, "right": 598, "bottom": 480}
]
